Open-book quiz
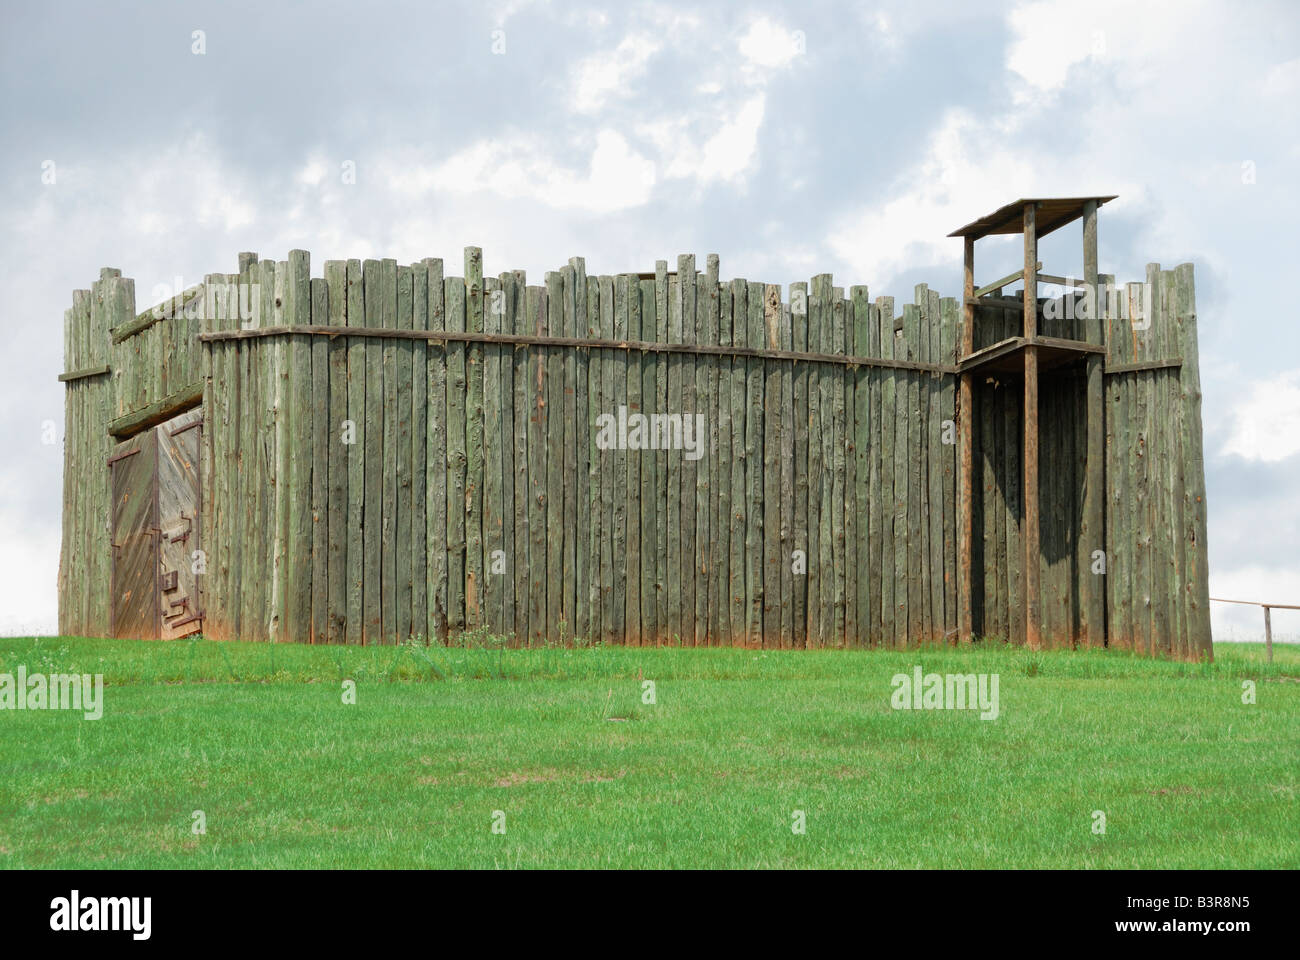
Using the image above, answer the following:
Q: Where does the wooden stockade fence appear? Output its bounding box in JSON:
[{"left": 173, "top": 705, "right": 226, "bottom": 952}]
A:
[{"left": 58, "top": 241, "right": 1213, "bottom": 658}]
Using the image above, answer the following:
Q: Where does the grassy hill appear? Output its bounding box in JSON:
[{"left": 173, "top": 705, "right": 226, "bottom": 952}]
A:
[{"left": 1, "top": 635, "right": 1295, "bottom": 868}]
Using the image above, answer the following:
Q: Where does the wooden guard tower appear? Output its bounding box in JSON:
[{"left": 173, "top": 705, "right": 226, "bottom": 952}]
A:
[{"left": 950, "top": 196, "right": 1116, "bottom": 649}]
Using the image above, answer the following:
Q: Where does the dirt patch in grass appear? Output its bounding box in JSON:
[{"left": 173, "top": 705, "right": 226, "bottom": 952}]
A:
[{"left": 494, "top": 770, "right": 561, "bottom": 787}]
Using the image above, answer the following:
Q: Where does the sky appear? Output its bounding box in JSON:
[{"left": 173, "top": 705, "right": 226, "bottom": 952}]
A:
[{"left": 2, "top": 0, "right": 1297, "bottom": 642}]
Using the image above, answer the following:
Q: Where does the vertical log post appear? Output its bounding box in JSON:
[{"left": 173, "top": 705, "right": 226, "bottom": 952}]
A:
[
  {"left": 1023, "top": 202, "right": 1041, "bottom": 651},
  {"left": 1081, "top": 199, "right": 1104, "bottom": 649},
  {"left": 958, "top": 237, "right": 975, "bottom": 643}
]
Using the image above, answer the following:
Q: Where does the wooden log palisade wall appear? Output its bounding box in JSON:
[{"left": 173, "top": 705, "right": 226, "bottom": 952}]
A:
[{"left": 58, "top": 248, "right": 1212, "bottom": 658}]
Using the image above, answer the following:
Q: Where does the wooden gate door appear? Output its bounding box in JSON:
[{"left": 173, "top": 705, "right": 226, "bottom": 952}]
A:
[
  {"left": 108, "top": 409, "right": 204, "bottom": 640},
  {"left": 156, "top": 409, "right": 204, "bottom": 639},
  {"left": 109, "top": 429, "right": 159, "bottom": 640}
]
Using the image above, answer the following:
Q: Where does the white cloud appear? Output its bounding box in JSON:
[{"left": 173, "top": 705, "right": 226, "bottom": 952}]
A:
[
  {"left": 1220, "top": 370, "right": 1300, "bottom": 463},
  {"left": 389, "top": 130, "right": 657, "bottom": 215},
  {"left": 298, "top": 158, "right": 328, "bottom": 186},
  {"left": 738, "top": 17, "right": 802, "bottom": 69},
  {"left": 572, "top": 32, "right": 662, "bottom": 114},
  {"left": 827, "top": 110, "right": 1070, "bottom": 283},
  {"left": 1263, "top": 57, "right": 1300, "bottom": 96},
  {"left": 696, "top": 95, "right": 766, "bottom": 184}
]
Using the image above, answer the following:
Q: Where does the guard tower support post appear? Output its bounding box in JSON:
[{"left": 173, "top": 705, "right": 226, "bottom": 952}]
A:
[
  {"left": 1023, "top": 202, "right": 1041, "bottom": 650},
  {"left": 1081, "top": 200, "right": 1104, "bottom": 647}
]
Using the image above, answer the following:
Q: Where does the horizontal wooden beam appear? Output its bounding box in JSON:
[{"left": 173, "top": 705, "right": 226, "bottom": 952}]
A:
[
  {"left": 1034, "top": 335, "right": 1106, "bottom": 355},
  {"left": 1037, "top": 273, "right": 1088, "bottom": 289},
  {"left": 958, "top": 335, "right": 1026, "bottom": 371},
  {"left": 112, "top": 283, "right": 205, "bottom": 344},
  {"left": 58, "top": 363, "right": 110, "bottom": 383},
  {"left": 966, "top": 295, "right": 1033, "bottom": 308},
  {"left": 108, "top": 380, "right": 204, "bottom": 439},
  {"left": 973, "top": 263, "right": 1041, "bottom": 299},
  {"left": 1211, "top": 597, "right": 1300, "bottom": 611},
  {"left": 958, "top": 334, "right": 1106, "bottom": 373},
  {"left": 200, "top": 325, "right": 957, "bottom": 375},
  {"left": 1104, "top": 358, "right": 1183, "bottom": 375}
]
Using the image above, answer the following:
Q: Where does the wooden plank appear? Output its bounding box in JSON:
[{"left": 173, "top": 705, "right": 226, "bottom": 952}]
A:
[
  {"left": 58, "top": 364, "right": 110, "bottom": 383},
  {"left": 311, "top": 276, "right": 330, "bottom": 643},
  {"left": 913, "top": 291, "right": 931, "bottom": 644},
  {"left": 820, "top": 278, "right": 839, "bottom": 645},
  {"left": 107, "top": 380, "right": 204, "bottom": 439},
  {"left": 779, "top": 293, "right": 795, "bottom": 648},
  {"left": 667, "top": 275, "right": 684, "bottom": 642},
  {"left": 324, "top": 261, "right": 348, "bottom": 643},
  {"left": 252, "top": 262, "right": 275, "bottom": 641},
  {"left": 715, "top": 280, "right": 734, "bottom": 644},
  {"left": 412, "top": 264, "right": 429, "bottom": 643},
  {"left": 1003, "top": 330, "right": 1023, "bottom": 646},
  {"left": 639, "top": 278, "right": 659, "bottom": 644},
  {"left": 395, "top": 265, "right": 414, "bottom": 641},
  {"left": 893, "top": 299, "right": 910, "bottom": 646},
  {"left": 851, "top": 286, "right": 872, "bottom": 645},
  {"left": 877, "top": 296, "right": 896, "bottom": 645},
  {"left": 445, "top": 273, "right": 468, "bottom": 639},
  {"left": 625, "top": 273, "right": 643, "bottom": 645},
  {"left": 561, "top": 265, "right": 579, "bottom": 640},
  {"left": 1022, "top": 205, "right": 1041, "bottom": 650},
  {"left": 805, "top": 279, "right": 826, "bottom": 646},
  {"left": 762, "top": 283, "right": 782, "bottom": 646},
  {"left": 677, "top": 256, "right": 697, "bottom": 645},
  {"left": 704, "top": 257, "right": 722, "bottom": 645},
  {"left": 841, "top": 292, "right": 857, "bottom": 647},
  {"left": 925, "top": 289, "right": 944, "bottom": 642},
  {"left": 464, "top": 248, "right": 484, "bottom": 631},
  {"left": 789, "top": 282, "right": 808, "bottom": 647},
  {"left": 744, "top": 279, "right": 764, "bottom": 644},
  {"left": 526, "top": 283, "right": 547, "bottom": 644},
  {"left": 1081, "top": 200, "right": 1104, "bottom": 648},
  {"left": 693, "top": 260, "right": 713, "bottom": 646},
  {"left": 509, "top": 271, "right": 530, "bottom": 643},
  {"left": 1102, "top": 274, "right": 1129, "bottom": 649},
  {"left": 599, "top": 274, "right": 616, "bottom": 643},
  {"left": 586, "top": 274, "right": 604, "bottom": 644},
  {"left": 267, "top": 261, "right": 289, "bottom": 642},
  {"left": 361, "top": 261, "right": 384, "bottom": 643},
  {"left": 483, "top": 274, "right": 503, "bottom": 636},
  {"left": 571, "top": 259, "right": 589, "bottom": 645},
  {"left": 287, "top": 251, "right": 313, "bottom": 643},
  {"left": 655, "top": 264, "right": 670, "bottom": 640},
  {"left": 958, "top": 238, "right": 975, "bottom": 642},
  {"left": 612, "top": 275, "right": 630, "bottom": 644},
  {"left": 494, "top": 273, "right": 514, "bottom": 643},
  {"left": 1175, "top": 263, "right": 1210, "bottom": 659},
  {"left": 425, "top": 259, "right": 447, "bottom": 641},
  {"left": 544, "top": 271, "right": 564, "bottom": 643},
  {"left": 831, "top": 291, "right": 849, "bottom": 646},
  {"left": 379, "top": 259, "right": 399, "bottom": 643},
  {"left": 344, "top": 260, "right": 365, "bottom": 644}
]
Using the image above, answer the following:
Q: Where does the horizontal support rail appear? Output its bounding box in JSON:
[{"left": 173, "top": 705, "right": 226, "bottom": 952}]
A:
[
  {"left": 1104, "top": 358, "right": 1183, "bottom": 375},
  {"left": 112, "top": 283, "right": 206, "bottom": 344},
  {"left": 973, "top": 262, "right": 1041, "bottom": 299},
  {"left": 199, "top": 325, "right": 957, "bottom": 374},
  {"left": 1210, "top": 597, "right": 1300, "bottom": 610},
  {"left": 957, "top": 335, "right": 1104, "bottom": 373},
  {"left": 58, "top": 363, "right": 111, "bottom": 383},
  {"left": 108, "top": 380, "right": 204, "bottom": 439}
]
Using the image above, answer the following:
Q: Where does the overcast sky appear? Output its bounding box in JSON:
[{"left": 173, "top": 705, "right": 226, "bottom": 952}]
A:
[{"left": 2, "top": 0, "right": 1297, "bottom": 641}]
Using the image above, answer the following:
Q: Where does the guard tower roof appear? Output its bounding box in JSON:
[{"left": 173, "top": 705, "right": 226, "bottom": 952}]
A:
[{"left": 947, "top": 196, "right": 1117, "bottom": 240}]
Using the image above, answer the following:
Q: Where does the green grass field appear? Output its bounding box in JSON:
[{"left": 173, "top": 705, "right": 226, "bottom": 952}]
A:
[{"left": 1, "top": 635, "right": 1296, "bottom": 869}]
